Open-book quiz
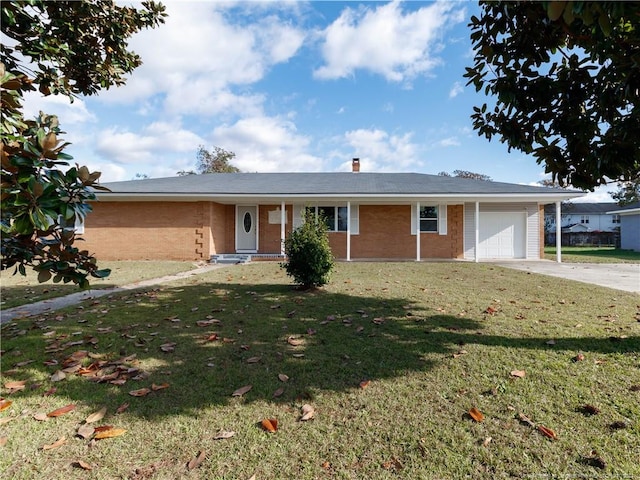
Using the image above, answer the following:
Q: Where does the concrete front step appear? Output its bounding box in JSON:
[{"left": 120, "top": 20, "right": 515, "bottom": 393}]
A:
[{"left": 211, "top": 254, "right": 251, "bottom": 264}]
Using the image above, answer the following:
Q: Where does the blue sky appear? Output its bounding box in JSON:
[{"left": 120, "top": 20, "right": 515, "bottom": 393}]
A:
[{"left": 22, "top": 0, "right": 609, "bottom": 201}]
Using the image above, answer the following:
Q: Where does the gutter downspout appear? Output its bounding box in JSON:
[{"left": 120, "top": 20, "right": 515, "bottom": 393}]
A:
[{"left": 555, "top": 201, "right": 562, "bottom": 263}]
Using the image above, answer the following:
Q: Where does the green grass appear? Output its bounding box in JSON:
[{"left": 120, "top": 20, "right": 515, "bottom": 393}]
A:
[
  {"left": 544, "top": 246, "right": 640, "bottom": 263},
  {"left": 1, "top": 262, "right": 639, "bottom": 479},
  {"left": 0, "top": 261, "right": 198, "bottom": 309}
]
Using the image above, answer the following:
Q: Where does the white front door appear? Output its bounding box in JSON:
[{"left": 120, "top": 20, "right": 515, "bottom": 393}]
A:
[{"left": 236, "top": 206, "right": 258, "bottom": 252}]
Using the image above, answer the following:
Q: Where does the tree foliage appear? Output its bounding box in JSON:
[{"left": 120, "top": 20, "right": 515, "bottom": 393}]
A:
[
  {"left": 1, "top": 0, "right": 166, "bottom": 287},
  {"left": 196, "top": 145, "right": 240, "bottom": 174},
  {"left": 465, "top": 1, "right": 640, "bottom": 190},
  {"left": 281, "top": 210, "right": 335, "bottom": 289},
  {"left": 610, "top": 177, "right": 640, "bottom": 206},
  {"left": 438, "top": 170, "right": 492, "bottom": 181}
]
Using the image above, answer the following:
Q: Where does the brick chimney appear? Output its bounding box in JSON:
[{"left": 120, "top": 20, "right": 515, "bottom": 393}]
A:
[{"left": 352, "top": 158, "right": 360, "bottom": 173}]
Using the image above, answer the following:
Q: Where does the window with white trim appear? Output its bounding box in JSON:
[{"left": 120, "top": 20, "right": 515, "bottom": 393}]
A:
[
  {"left": 580, "top": 215, "right": 589, "bottom": 224},
  {"left": 308, "top": 206, "right": 348, "bottom": 232},
  {"left": 58, "top": 214, "right": 84, "bottom": 234},
  {"left": 612, "top": 214, "right": 621, "bottom": 224},
  {"left": 411, "top": 204, "right": 447, "bottom": 235}
]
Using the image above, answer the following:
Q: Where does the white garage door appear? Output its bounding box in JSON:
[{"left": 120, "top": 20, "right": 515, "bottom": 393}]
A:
[{"left": 478, "top": 212, "right": 526, "bottom": 259}]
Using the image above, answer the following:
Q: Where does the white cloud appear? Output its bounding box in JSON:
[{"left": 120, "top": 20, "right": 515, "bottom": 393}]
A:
[
  {"left": 436, "top": 137, "right": 460, "bottom": 148},
  {"left": 98, "top": 2, "right": 305, "bottom": 118},
  {"left": 341, "top": 128, "right": 419, "bottom": 171},
  {"left": 449, "top": 81, "right": 463, "bottom": 98},
  {"left": 22, "top": 91, "right": 97, "bottom": 126},
  {"left": 211, "top": 115, "right": 326, "bottom": 172},
  {"left": 95, "top": 121, "right": 205, "bottom": 166},
  {"left": 314, "top": 0, "right": 465, "bottom": 84}
]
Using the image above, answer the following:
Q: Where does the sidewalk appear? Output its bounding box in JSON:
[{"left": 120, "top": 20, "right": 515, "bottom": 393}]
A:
[{"left": 1, "top": 263, "right": 228, "bottom": 324}]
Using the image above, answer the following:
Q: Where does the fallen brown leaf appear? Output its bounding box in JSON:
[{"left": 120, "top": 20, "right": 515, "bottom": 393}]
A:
[
  {"left": 47, "top": 404, "right": 76, "bottom": 417},
  {"left": 573, "top": 353, "right": 585, "bottom": 362},
  {"left": 115, "top": 402, "right": 129, "bottom": 414},
  {"left": 537, "top": 425, "right": 557, "bottom": 440},
  {"left": 50, "top": 370, "right": 66, "bottom": 382},
  {"left": 33, "top": 412, "right": 48, "bottom": 422},
  {"left": 0, "top": 399, "right": 12, "bottom": 412},
  {"left": 43, "top": 387, "right": 57, "bottom": 397},
  {"left": 129, "top": 388, "right": 151, "bottom": 397},
  {"left": 4, "top": 380, "right": 26, "bottom": 392},
  {"left": 278, "top": 373, "right": 289, "bottom": 382},
  {"left": 300, "top": 404, "right": 315, "bottom": 421},
  {"left": 469, "top": 407, "right": 484, "bottom": 422},
  {"left": 287, "top": 336, "right": 304, "bottom": 346},
  {"left": 359, "top": 380, "right": 371, "bottom": 389},
  {"left": 517, "top": 412, "right": 536, "bottom": 428},
  {"left": 232, "top": 384, "right": 253, "bottom": 397},
  {"left": 42, "top": 436, "right": 67, "bottom": 450},
  {"left": 187, "top": 451, "right": 206, "bottom": 470},
  {"left": 151, "top": 383, "right": 169, "bottom": 391},
  {"left": 77, "top": 424, "right": 95, "bottom": 440},
  {"left": 246, "top": 356, "right": 261, "bottom": 364},
  {"left": 272, "top": 387, "right": 285, "bottom": 398},
  {"left": 94, "top": 428, "right": 126, "bottom": 440},
  {"left": 213, "top": 430, "right": 236, "bottom": 440},
  {"left": 510, "top": 370, "right": 526, "bottom": 378},
  {"left": 0, "top": 437, "right": 7, "bottom": 447},
  {"left": 74, "top": 460, "right": 92, "bottom": 471},
  {"left": 85, "top": 407, "right": 107, "bottom": 424},
  {"left": 261, "top": 418, "right": 278, "bottom": 432}
]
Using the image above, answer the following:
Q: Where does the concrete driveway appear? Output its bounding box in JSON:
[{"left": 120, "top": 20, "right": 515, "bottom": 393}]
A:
[{"left": 496, "top": 261, "right": 639, "bottom": 293}]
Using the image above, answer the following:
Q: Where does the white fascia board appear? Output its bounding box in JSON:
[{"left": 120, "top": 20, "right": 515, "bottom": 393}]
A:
[
  {"left": 606, "top": 207, "right": 640, "bottom": 215},
  {"left": 94, "top": 192, "right": 586, "bottom": 204}
]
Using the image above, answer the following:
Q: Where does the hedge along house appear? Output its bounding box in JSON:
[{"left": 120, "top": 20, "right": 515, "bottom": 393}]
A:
[{"left": 85, "top": 160, "right": 583, "bottom": 263}]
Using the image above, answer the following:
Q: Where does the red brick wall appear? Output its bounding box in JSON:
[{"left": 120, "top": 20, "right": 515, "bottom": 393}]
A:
[{"left": 84, "top": 202, "right": 464, "bottom": 261}]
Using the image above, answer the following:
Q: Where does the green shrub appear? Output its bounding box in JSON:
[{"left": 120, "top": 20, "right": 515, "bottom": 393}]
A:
[{"left": 281, "top": 210, "right": 335, "bottom": 288}]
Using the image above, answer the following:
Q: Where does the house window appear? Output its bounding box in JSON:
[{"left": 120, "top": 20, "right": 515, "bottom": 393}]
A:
[
  {"left": 580, "top": 215, "right": 589, "bottom": 224},
  {"left": 612, "top": 214, "right": 621, "bottom": 224},
  {"left": 308, "top": 206, "right": 349, "bottom": 232},
  {"left": 58, "top": 214, "right": 85, "bottom": 234},
  {"left": 419, "top": 206, "right": 438, "bottom": 232}
]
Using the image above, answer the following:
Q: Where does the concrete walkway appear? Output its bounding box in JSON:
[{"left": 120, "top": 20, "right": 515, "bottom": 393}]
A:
[
  {"left": 0, "top": 263, "right": 229, "bottom": 324},
  {"left": 496, "top": 261, "right": 640, "bottom": 293}
]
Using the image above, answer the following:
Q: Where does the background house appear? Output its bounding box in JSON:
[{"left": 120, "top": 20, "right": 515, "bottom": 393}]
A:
[
  {"left": 606, "top": 203, "right": 640, "bottom": 251},
  {"left": 544, "top": 203, "right": 621, "bottom": 247}
]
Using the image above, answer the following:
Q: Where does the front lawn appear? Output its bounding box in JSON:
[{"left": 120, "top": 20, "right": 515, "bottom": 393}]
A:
[
  {"left": 544, "top": 246, "right": 640, "bottom": 263},
  {"left": 1, "top": 262, "right": 638, "bottom": 479},
  {"left": 0, "top": 261, "right": 198, "bottom": 309}
]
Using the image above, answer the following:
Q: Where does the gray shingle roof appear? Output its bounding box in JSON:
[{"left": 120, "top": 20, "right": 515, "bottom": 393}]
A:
[{"left": 98, "top": 172, "right": 578, "bottom": 196}]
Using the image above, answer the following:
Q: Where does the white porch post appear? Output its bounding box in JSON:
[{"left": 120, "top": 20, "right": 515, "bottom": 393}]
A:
[
  {"left": 474, "top": 201, "right": 480, "bottom": 263},
  {"left": 555, "top": 201, "right": 562, "bottom": 263},
  {"left": 416, "top": 201, "right": 421, "bottom": 261},
  {"left": 280, "top": 201, "right": 286, "bottom": 256},
  {"left": 346, "top": 201, "right": 351, "bottom": 261}
]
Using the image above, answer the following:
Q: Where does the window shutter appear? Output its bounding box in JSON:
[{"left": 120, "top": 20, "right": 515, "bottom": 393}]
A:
[
  {"left": 292, "top": 205, "right": 304, "bottom": 229},
  {"left": 410, "top": 204, "right": 417, "bottom": 234},
  {"left": 349, "top": 204, "right": 359, "bottom": 235},
  {"left": 438, "top": 204, "right": 447, "bottom": 235}
]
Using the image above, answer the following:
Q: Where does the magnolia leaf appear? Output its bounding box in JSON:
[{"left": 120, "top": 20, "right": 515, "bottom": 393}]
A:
[
  {"left": 94, "top": 428, "right": 126, "bottom": 440},
  {"left": 85, "top": 407, "right": 107, "bottom": 424},
  {"left": 273, "top": 387, "right": 285, "bottom": 398},
  {"left": 287, "top": 336, "right": 304, "bottom": 346},
  {"left": 359, "top": 380, "right": 371, "bottom": 389},
  {"left": 517, "top": 412, "right": 536, "bottom": 428},
  {"left": 151, "top": 382, "right": 170, "bottom": 391},
  {"left": 232, "top": 385, "right": 252, "bottom": 397},
  {"left": 0, "top": 437, "right": 7, "bottom": 447},
  {"left": 187, "top": 451, "right": 206, "bottom": 470},
  {"left": 129, "top": 388, "right": 151, "bottom": 397},
  {"left": 4, "top": 380, "right": 26, "bottom": 391},
  {"left": 116, "top": 403, "right": 129, "bottom": 414},
  {"left": 50, "top": 370, "right": 66, "bottom": 382},
  {"left": 573, "top": 353, "right": 585, "bottom": 362},
  {"left": 261, "top": 418, "right": 278, "bottom": 433},
  {"left": 47, "top": 404, "right": 76, "bottom": 417},
  {"left": 469, "top": 407, "right": 484, "bottom": 422},
  {"left": 77, "top": 424, "right": 95, "bottom": 439},
  {"left": 74, "top": 460, "right": 92, "bottom": 471},
  {"left": 300, "top": 404, "right": 315, "bottom": 421},
  {"left": 510, "top": 370, "right": 526, "bottom": 378},
  {"left": 0, "top": 400, "right": 12, "bottom": 412},
  {"left": 42, "top": 436, "right": 67, "bottom": 450},
  {"left": 537, "top": 425, "right": 557, "bottom": 440},
  {"left": 213, "top": 430, "right": 236, "bottom": 440},
  {"left": 33, "top": 412, "right": 48, "bottom": 422},
  {"left": 278, "top": 374, "right": 289, "bottom": 382},
  {"left": 246, "top": 356, "right": 261, "bottom": 364}
]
